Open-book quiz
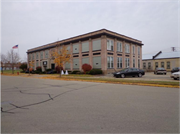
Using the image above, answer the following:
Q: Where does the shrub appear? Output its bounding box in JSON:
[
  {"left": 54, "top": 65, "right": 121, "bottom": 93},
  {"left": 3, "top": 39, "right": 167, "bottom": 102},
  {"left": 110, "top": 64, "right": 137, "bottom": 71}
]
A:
[
  {"left": 46, "top": 68, "right": 52, "bottom": 72},
  {"left": 68, "top": 71, "right": 72, "bottom": 74},
  {"left": 36, "top": 66, "right": 42, "bottom": 72},
  {"left": 71, "top": 71, "right": 80, "bottom": 74},
  {"left": 89, "top": 69, "right": 103, "bottom": 75},
  {"left": 82, "top": 64, "right": 92, "bottom": 74},
  {"left": 55, "top": 66, "right": 63, "bottom": 73}
]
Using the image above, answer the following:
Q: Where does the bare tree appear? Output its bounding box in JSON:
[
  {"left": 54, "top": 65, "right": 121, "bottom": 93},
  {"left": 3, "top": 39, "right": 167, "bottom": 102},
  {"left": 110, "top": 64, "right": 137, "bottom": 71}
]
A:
[
  {"left": 7, "top": 50, "right": 21, "bottom": 74},
  {"left": 0, "top": 53, "right": 8, "bottom": 74}
]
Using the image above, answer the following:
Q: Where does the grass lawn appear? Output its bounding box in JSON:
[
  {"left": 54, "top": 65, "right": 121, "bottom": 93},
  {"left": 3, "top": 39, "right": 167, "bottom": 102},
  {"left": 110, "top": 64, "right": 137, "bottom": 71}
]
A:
[
  {"left": 41, "top": 75, "right": 180, "bottom": 88},
  {"left": 1, "top": 70, "right": 22, "bottom": 74}
]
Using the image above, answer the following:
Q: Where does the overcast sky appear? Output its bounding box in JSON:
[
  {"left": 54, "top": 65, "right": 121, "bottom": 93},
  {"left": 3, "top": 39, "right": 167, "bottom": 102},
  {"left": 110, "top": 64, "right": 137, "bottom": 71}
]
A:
[{"left": 1, "top": 0, "right": 179, "bottom": 62}]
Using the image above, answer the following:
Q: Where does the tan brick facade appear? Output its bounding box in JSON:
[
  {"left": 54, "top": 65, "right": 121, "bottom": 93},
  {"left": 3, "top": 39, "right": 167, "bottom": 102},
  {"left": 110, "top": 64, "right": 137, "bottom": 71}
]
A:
[{"left": 27, "top": 29, "right": 143, "bottom": 74}]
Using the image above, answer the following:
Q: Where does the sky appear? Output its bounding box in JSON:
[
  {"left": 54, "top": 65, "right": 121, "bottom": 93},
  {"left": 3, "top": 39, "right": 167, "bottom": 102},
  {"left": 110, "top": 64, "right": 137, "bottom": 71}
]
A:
[{"left": 1, "top": 0, "right": 179, "bottom": 62}]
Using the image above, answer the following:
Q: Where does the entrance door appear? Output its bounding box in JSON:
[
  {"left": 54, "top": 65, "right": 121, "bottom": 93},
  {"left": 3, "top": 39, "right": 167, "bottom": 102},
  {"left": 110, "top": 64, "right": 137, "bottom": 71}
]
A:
[{"left": 51, "top": 64, "right": 55, "bottom": 70}]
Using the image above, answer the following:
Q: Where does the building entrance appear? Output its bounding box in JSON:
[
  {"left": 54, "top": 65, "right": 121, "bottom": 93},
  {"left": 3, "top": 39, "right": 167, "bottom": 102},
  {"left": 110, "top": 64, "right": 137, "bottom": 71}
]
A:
[{"left": 51, "top": 63, "right": 55, "bottom": 70}]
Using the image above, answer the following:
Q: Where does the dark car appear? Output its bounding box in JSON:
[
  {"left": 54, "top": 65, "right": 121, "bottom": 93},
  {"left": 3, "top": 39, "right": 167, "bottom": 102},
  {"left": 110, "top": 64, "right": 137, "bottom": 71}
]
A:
[
  {"left": 171, "top": 67, "right": 180, "bottom": 73},
  {"left": 113, "top": 68, "right": 145, "bottom": 78},
  {"left": 47, "top": 70, "right": 56, "bottom": 74},
  {"left": 154, "top": 68, "right": 166, "bottom": 75}
]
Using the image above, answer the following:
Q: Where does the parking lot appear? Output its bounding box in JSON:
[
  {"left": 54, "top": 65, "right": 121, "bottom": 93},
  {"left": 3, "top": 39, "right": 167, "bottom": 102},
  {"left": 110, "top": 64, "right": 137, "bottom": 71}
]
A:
[{"left": 103, "top": 72, "right": 175, "bottom": 81}]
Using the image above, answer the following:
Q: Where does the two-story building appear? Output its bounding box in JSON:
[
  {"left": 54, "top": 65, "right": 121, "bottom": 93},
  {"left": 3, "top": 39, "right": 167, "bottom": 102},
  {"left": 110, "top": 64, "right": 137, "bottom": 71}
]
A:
[{"left": 27, "top": 29, "right": 144, "bottom": 74}]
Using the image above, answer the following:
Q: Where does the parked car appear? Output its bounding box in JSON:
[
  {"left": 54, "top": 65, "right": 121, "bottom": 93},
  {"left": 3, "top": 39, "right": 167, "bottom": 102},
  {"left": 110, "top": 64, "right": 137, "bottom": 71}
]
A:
[
  {"left": 47, "top": 70, "right": 56, "bottom": 74},
  {"left": 171, "top": 67, "right": 180, "bottom": 73},
  {"left": 170, "top": 71, "right": 180, "bottom": 80},
  {"left": 154, "top": 68, "right": 166, "bottom": 75},
  {"left": 113, "top": 68, "right": 145, "bottom": 78}
]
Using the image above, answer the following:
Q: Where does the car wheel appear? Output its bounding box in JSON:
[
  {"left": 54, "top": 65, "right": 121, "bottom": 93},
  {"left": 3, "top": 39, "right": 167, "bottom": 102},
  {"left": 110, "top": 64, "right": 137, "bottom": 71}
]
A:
[
  {"left": 174, "top": 78, "right": 177, "bottom": 80},
  {"left": 138, "top": 73, "right": 142, "bottom": 77},
  {"left": 164, "top": 73, "right": 166, "bottom": 75},
  {"left": 121, "top": 74, "right": 125, "bottom": 78}
]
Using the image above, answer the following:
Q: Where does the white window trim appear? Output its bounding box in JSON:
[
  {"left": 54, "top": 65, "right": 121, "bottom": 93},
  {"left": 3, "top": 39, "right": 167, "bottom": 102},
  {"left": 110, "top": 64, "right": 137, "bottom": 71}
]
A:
[
  {"left": 117, "top": 57, "right": 122, "bottom": 68},
  {"left": 107, "top": 40, "right": 114, "bottom": 51},
  {"left": 117, "top": 42, "right": 122, "bottom": 52}
]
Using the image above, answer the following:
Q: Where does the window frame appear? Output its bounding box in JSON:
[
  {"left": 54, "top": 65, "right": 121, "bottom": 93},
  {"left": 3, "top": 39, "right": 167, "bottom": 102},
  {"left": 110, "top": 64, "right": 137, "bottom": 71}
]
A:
[{"left": 117, "top": 57, "right": 122, "bottom": 68}]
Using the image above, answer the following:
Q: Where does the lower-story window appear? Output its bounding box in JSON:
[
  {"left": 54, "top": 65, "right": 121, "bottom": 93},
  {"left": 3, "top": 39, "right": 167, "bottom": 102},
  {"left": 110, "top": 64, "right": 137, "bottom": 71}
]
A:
[
  {"left": 155, "top": 62, "right": 158, "bottom": 68},
  {"left": 148, "top": 62, "right": 151, "bottom": 69},
  {"left": 107, "top": 56, "right": 113, "bottom": 68},
  {"left": 167, "top": 61, "right": 170, "bottom": 69},
  {"left": 117, "top": 57, "right": 122, "bottom": 68},
  {"left": 125, "top": 58, "right": 129, "bottom": 68},
  {"left": 143, "top": 62, "right": 146, "bottom": 69},
  {"left": 161, "top": 62, "right": 164, "bottom": 68},
  {"left": 133, "top": 59, "right": 135, "bottom": 68},
  {"left": 138, "top": 59, "right": 140, "bottom": 68}
]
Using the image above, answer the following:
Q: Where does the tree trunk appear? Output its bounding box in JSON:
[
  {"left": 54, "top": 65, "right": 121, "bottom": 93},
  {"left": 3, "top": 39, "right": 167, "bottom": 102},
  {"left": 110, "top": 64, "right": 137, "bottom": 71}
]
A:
[
  {"left": 1, "top": 67, "right": 3, "bottom": 74},
  {"left": 59, "top": 67, "right": 61, "bottom": 78}
]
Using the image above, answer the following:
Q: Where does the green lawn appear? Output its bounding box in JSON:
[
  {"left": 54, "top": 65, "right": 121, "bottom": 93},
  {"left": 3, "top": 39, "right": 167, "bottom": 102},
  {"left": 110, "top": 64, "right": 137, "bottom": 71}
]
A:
[{"left": 1, "top": 70, "right": 22, "bottom": 74}]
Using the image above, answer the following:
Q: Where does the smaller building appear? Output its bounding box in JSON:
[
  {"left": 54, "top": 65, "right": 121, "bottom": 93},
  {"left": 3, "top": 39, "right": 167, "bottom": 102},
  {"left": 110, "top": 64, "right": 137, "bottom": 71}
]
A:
[{"left": 142, "top": 51, "right": 180, "bottom": 71}]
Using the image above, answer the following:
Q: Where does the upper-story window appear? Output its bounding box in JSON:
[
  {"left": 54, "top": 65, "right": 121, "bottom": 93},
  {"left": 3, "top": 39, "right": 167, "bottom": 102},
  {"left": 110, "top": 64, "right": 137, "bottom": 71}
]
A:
[
  {"left": 32, "top": 53, "right": 34, "bottom": 60},
  {"left": 36, "top": 53, "right": 39, "bottom": 60},
  {"left": 138, "top": 46, "right": 140, "bottom": 55},
  {"left": 125, "top": 44, "right": 130, "bottom": 53},
  {"left": 133, "top": 45, "right": 135, "bottom": 54},
  {"left": 117, "top": 42, "right": 122, "bottom": 52},
  {"left": 40, "top": 51, "right": 43, "bottom": 59},
  {"left": 107, "top": 40, "right": 114, "bottom": 51},
  {"left": 45, "top": 50, "right": 49, "bottom": 58}
]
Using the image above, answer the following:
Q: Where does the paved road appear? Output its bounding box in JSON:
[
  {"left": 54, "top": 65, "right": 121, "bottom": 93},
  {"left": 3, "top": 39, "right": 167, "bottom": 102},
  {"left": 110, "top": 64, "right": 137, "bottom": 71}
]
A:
[{"left": 1, "top": 75, "right": 179, "bottom": 133}]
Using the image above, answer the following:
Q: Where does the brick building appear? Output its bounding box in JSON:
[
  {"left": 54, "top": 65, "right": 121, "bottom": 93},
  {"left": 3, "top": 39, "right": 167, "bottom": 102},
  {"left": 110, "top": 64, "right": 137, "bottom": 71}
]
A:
[{"left": 27, "top": 29, "right": 144, "bottom": 74}]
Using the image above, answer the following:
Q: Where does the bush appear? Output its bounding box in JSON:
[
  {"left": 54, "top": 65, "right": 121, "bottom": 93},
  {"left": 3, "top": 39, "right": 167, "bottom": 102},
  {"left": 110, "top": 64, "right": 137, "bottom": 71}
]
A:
[
  {"left": 55, "top": 66, "right": 63, "bottom": 73},
  {"left": 36, "top": 66, "right": 42, "bottom": 72},
  {"left": 46, "top": 68, "right": 52, "bottom": 72},
  {"left": 68, "top": 71, "right": 72, "bottom": 74},
  {"left": 89, "top": 69, "right": 103, "bottom": 75},
  {"left": 71, "top": 71, "right": 80, "bottom": 74},
  {"left": 82, "top": 64, "right": 92, "bottom": 74}
]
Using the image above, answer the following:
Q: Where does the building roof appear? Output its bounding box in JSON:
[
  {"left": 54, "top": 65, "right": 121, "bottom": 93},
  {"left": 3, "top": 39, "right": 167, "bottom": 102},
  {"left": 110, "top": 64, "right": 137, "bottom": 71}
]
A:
[
  {"left": 27, "top": 29, "right": 144, "bottom": 53},
  {"left": 143, "top": 51, "right": 180, "bottom": 60}
]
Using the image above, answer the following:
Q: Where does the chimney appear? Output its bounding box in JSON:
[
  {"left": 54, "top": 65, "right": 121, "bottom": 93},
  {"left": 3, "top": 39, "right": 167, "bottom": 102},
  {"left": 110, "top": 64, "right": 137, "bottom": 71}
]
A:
[{"left": 172, "top": 47, "right": 175, "bottom": 52}]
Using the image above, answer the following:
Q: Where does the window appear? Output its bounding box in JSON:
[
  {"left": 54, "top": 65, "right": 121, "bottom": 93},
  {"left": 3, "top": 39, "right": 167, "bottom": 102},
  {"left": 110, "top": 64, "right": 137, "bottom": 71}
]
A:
[
  {"left": 138, "top": 59, "right": 140, "bottom": 68},
  {"left": 125, "top": 44, "right": 130, "bottom": 53},
  {"left": 117, "top": 57, "right": 122, "bottom": 68},
  {"left": 107, "top": 40, "right": 114, "bottom": 51},
  {"left": 138, "top": 46, "right": 140, "bottom": 55},
  {"left": 36, "top": 53, "right": 39, "bottom": 60},
  {"left": 133, "top": 59, "right": 135, "bottom": 67},
  {"left": 40, "top": 51, "right": 43, "bottom": 59},
  {"left": 45, "top": 50, "right": 49, "bottom": 58},
  {"left": 143, "top": 62, "right": 146, "bottom": 69},
  {"left": 155, "top": 62, "right": 158, "bottom": 68},
  {"left": 36, "top": 61, "right": 38, "bottom": 67},
  {"left": 107, "top": 56, "right": 113, "bottom": 68},
  {"left": 117, "top": 42, "right": 122, "bottom": 52},
  {"left": 161, "top": 62, "right": 164, "bottom": 68},
  {"left": 148, "top": 62, "right": 151, "bottom": 69},
  {"left": 167, "top": 61, "right": 170, "bottom": 69},
  {"left": 133, "top": 45, "right": 135, "bottom": 54},
  {"left": 125, "top": 58, "right": 129, "bottom": 68}
]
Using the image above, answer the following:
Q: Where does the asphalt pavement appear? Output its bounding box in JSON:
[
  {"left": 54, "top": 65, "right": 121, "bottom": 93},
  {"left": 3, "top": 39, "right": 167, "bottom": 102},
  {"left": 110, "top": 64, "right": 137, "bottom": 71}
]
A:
[{"left": 1, "top": 75, "right": 179, "bottom": 133}]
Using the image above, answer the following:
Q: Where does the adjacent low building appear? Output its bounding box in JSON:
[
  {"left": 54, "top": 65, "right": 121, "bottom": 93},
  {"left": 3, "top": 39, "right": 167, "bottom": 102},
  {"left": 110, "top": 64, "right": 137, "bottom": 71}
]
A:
[
  {"left": 142, "top": 51, "right": 180, "bottom": 71},
  {"left": 27, "top": 29, "right": 144, "bottom": 74}
]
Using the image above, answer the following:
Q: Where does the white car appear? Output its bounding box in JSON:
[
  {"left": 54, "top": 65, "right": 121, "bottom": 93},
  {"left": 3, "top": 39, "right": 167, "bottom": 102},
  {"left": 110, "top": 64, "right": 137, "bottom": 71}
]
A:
[{"left": 171, "top": 71, "right": 180, "bottom": 80}]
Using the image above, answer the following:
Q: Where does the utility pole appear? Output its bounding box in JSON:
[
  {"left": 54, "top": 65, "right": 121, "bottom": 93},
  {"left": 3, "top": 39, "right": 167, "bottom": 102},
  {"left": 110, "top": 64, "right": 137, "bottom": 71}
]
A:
[{"left": 12, "top": 49, "right": 14, "bottom": 74}]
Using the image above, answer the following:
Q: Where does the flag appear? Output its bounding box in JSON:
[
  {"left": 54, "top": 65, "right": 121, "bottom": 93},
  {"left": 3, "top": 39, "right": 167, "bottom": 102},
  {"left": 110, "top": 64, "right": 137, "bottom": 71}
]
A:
[{"left": 12, "top": 45, "right": 18, "bottom": 49}]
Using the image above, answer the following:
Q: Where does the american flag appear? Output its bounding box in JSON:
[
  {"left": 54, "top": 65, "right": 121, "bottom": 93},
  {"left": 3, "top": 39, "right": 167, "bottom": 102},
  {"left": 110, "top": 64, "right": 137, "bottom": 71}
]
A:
[{"left": 12, "top": 45, "right": 18, "bottom": 49}]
